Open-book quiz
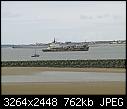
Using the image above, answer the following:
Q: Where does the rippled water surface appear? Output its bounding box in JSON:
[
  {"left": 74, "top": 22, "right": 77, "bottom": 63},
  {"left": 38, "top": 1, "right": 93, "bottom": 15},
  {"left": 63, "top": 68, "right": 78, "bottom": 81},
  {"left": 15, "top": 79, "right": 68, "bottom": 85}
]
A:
[{"left": 1, "top": 44, "right": 126, "bottom": 61}]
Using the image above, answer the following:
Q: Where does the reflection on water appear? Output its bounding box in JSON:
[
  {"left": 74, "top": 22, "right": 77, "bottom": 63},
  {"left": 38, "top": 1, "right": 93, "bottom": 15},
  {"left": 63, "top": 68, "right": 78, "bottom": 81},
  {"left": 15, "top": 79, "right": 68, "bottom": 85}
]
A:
[{"left": 2, "top": 71, "right": 125, "bottom": 83}]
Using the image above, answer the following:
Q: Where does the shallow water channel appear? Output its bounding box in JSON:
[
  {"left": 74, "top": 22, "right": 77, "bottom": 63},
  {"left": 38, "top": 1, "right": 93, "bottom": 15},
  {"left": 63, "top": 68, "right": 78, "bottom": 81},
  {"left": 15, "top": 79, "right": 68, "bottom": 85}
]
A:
[{"left": 2, "top": 71, "right": 125, "bottom": 83}]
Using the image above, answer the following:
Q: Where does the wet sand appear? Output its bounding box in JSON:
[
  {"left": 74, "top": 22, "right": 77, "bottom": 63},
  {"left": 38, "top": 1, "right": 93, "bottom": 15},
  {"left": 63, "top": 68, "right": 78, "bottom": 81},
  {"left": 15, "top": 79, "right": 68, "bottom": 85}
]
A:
[
  {"left": 2, "top": 82, "right": 125, "bottom": 95},
  {"left": 1, "top": 67, "right": 125, "bottom": 75},
  {"left": 1, "top": 67, "right": 126, "bottom": 95}
]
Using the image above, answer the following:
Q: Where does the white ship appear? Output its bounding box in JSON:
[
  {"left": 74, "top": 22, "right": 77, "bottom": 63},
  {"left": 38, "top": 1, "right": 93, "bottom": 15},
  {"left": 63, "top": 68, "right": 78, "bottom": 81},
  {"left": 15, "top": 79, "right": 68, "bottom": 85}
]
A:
[{"left": 42, "top": 38, "right": 89, "bottom": 52}]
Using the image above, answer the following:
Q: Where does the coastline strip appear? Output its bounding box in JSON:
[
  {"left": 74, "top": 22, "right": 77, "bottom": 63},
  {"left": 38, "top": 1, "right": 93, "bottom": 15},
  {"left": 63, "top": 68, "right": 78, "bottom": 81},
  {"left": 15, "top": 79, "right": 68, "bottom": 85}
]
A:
[{"left": 2, "top": 59, "right": 125, "bottom": 68}]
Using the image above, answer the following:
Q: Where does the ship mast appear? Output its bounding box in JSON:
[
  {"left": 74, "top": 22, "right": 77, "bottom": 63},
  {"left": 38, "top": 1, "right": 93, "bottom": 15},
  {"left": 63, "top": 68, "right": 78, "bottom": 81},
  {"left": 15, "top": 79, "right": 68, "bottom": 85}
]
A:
[{"left": 53, "top": 37, "right": 56, "bottom": 43}]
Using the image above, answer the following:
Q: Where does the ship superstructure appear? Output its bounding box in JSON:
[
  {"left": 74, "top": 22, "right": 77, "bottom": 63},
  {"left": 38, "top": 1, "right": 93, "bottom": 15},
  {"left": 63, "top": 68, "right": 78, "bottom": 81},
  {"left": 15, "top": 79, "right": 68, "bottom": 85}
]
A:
[{"left": 42, "top": 38, "right": 89, "bottom": 52}]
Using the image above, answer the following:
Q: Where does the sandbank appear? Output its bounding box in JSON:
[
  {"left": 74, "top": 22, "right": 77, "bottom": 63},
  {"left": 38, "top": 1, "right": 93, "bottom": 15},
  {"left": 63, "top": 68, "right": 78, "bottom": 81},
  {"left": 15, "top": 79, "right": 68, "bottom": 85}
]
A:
[
  {"left": 2, "top": 82, "right": 125, "bottom": 95},
  {"left": 1, "top": 67, "right": 125, "bottom": 75}
]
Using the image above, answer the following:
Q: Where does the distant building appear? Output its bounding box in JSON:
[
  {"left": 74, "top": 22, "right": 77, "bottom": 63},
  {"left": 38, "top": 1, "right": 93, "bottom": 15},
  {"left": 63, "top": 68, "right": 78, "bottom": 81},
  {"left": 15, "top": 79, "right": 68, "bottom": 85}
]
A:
[{"left": 110, "top": 41, "right": 117, "bottom": 44}]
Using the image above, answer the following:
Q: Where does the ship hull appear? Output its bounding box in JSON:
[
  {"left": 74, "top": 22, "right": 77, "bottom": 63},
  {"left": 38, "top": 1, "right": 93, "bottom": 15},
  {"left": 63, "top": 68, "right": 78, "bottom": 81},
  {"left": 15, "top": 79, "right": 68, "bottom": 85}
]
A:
[{"left": 42, "top": 47, "right": 89, "bottom": 52}]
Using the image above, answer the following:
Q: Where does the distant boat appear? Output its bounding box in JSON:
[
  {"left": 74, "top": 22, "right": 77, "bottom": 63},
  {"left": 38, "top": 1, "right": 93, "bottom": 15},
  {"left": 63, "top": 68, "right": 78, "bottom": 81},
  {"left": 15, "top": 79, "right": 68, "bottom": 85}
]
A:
[{"left": 31, "top": 48, "right": 40, "bottom": 57}]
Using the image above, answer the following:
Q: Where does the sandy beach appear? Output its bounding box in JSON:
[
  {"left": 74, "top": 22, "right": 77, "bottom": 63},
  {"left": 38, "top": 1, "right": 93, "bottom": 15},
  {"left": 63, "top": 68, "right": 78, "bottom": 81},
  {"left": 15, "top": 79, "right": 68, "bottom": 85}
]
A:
[
  {"left": 1, "top": 67, "right": 126, "bottom": 95},
  {"left": 2, "top": 82, "right": 125, "bottom": 95},
  {"left": 1, "top": 67, "right": 125, "bottom": 75}
]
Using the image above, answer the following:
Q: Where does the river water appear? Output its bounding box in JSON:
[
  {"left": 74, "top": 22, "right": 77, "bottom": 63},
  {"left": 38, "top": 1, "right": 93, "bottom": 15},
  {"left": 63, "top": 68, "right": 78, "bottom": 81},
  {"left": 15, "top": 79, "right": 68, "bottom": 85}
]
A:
[{"left": 1, "top": 44, "right": 126, "bottom": 61}]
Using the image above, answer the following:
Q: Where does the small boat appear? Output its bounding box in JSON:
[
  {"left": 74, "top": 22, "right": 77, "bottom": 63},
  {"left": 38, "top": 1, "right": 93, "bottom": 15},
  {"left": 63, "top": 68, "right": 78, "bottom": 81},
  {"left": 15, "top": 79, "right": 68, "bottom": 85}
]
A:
[
  {"left": 31, "top": 48, "right": 40, "bottom": 57},
  {"left": 31, "top": 54, "right": 40, "bottom": 57}
]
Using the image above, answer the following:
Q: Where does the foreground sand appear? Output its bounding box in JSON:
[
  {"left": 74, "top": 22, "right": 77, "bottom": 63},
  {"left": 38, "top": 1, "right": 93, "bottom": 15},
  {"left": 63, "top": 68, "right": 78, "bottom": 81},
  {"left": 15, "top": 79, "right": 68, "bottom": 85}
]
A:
[
  {"left": 1, "top": 67, "right": 125, "bottom": 75},
  {"left": 2, "top": 67, "right": 126, "bottom": 95},
  {"left": 2, "top": 82, "right": 125, "bottom": 95}
]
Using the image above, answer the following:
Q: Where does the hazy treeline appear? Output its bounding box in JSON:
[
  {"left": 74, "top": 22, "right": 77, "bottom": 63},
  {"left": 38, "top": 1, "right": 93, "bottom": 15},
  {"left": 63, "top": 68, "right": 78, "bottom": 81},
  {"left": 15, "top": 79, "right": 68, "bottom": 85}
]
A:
[{"left": 1, "top": 59, "right": 125, "bottom": 68}]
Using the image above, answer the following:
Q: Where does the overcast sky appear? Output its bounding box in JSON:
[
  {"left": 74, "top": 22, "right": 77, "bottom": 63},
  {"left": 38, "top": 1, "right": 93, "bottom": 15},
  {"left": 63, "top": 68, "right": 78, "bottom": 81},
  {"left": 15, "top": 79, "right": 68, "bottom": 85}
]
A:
[{"left": 1, "top": 1, "right": 126, "bottom": 44}]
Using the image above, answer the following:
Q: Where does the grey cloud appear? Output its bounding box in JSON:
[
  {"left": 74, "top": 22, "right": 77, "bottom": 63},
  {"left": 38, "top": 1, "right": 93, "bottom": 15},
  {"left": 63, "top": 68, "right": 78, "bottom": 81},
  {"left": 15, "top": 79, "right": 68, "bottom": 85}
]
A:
[
  {"left": 80, "top": 14, "right": 121, "bottom": 20},
  {"left": 80, "top": 15, "right": 93, "bottom": 20},
  {"left": 113, "top": 15, "right": 121, "bottom": 19},
  {"left": 2, "top": 11, "right": 21, "bottom": 18},
  {"left": 97, "top": 16, "right": 104, "bottom": 19},
  {"left": 80, "top": 15, "right": 107, "bottom": 20}
]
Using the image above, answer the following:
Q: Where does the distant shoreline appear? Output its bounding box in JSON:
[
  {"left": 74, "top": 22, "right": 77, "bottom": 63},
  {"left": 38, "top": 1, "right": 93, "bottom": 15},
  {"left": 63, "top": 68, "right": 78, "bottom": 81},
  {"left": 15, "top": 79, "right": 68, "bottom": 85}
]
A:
[{"left": 1, "top": 43, "right": 126, "bottom": 48}]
